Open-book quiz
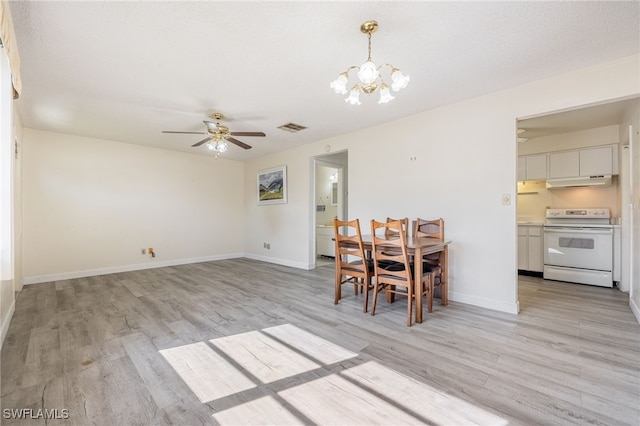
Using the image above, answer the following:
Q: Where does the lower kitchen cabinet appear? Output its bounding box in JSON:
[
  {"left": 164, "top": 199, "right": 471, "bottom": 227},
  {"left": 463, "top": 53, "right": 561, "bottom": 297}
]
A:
[
  {"left": 316, "top": 226, "right": 335, "bottom": 257},
  {"left": 518, "top": 225, "right": 543, "bottom": 273}
]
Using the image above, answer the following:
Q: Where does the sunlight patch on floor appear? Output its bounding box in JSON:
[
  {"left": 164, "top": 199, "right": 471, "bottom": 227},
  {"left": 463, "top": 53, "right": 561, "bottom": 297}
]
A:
[
  {"left": 160, "top": 324, "right": 508, "bottom": 425},
  {"left": 342, "top": 361, "right": 509, "bottom": 425},
  {"left": 262, "top": 323, "right": 357, "bottom": 364},
  {"left": 278, "top": 371, "right": 423, "bottom": 425},
  {"left": 159, "top": 341, "right": 255, "bottom": 402},
  {"left": 210, "top": 330, "right": 320, "bottom": 383},
  {"left": 212, "top": 395, "right": 305, "bottom": 426}
]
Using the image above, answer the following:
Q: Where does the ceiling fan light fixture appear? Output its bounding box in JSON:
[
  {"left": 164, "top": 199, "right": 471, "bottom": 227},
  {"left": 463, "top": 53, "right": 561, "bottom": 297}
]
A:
[
  {"left": 331, "top": 20, "right": 409, "bottom": 105},
  {"left": 162, "top": 111, "right": 265, "bottom": 158}
]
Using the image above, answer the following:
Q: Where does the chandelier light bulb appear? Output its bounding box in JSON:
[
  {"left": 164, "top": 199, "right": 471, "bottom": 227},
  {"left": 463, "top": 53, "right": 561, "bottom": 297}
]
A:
[
  {"left": 357, "top": 61, "right": 379, "bottom": 85},
  {"left": 345, "top": 85, "right": 362, "bottom": 105},
  {"left": 330, "top": 73, "right": 349, "bottom": 94},
  {"left": 391, "top": 69, "right": 410, "bottom": 92},
  {"left": 378, "top": 83, "right": 394, "bottom": 104}
]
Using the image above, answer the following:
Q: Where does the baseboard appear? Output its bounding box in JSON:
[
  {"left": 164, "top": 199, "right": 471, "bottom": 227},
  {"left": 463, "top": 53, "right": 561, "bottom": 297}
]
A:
[
  {"left": 630, "top": 297, "right": 640, "bottom": 325},
  {"left": 22, "top": 253, "right": 244, "bottom": 285},
  {"left": 449, "top": 291, "right": 520, "bottom": 315},
  {"left": 243, "top": 254, "right": 313, "bottom": 270},
  {"left": 1, "top": 298, "right": 16, "bottom": 348}
]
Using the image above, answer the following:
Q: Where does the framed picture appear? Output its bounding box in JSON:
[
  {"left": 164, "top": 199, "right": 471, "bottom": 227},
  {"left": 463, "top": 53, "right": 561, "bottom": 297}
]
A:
[{"left": 257, "top": 165, "right": 287, "bottom": 205}]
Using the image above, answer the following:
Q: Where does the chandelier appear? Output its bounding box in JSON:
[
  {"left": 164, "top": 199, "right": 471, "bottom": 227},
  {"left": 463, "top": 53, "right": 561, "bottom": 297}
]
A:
[
  {"left": 330, "top": 20, "right": 410, "bottom": 105},
  {"left": 207, "top": 134, "right": 228, "bottom": 159}
]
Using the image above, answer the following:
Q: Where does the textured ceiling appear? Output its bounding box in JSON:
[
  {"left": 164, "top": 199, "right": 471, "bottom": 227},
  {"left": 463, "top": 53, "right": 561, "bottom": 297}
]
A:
[{"left": 9, "top": 1, "right": 640, "bottom": 161}]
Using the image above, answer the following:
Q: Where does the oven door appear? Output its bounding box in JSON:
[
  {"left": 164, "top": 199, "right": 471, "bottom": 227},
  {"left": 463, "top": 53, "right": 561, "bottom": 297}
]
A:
[{"left": 543, "top": 226, "right": 613, "bottom": 271}]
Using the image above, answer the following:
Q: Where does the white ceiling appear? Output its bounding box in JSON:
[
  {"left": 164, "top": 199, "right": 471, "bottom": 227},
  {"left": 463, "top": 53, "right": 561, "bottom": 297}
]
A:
[{"left": 9, "top": 1, "right": 640, "bottom": 161}]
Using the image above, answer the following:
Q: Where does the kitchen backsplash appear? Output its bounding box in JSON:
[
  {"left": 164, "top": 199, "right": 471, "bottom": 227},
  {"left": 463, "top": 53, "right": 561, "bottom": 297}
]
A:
[{"left": 517, "top": 178, "right": 619, "bottom": 221}]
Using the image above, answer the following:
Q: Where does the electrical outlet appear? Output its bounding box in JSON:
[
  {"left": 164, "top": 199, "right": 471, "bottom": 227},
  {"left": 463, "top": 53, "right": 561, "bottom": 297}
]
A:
[
  {"left": 266, "top": 243, "right": 271, "bottom": 249},
  {"left": 141, "top": 248, "right": 146, "bottom": 255},
  {"left": 502, "top": 194, "right": 511, "bottom": 206}
]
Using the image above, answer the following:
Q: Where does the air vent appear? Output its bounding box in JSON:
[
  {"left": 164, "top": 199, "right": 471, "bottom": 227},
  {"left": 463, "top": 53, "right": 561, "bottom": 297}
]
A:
[{"left": 278, "top": 122, "right": 307, "bottom": 133}]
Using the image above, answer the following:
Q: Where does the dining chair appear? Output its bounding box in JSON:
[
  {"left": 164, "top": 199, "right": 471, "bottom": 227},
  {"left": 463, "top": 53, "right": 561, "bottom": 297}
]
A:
[
  {"left": 333, "top": 218, "right": 375, "bottom": 312},
  {"left": 385, "top": 217, "right": 408, "bottom": 238},
  {"left": 370, "top": 219, "right": 431, "bottom": 327},
  {"left": 413, "top": 217, "right": 445, "bottom": 312}
]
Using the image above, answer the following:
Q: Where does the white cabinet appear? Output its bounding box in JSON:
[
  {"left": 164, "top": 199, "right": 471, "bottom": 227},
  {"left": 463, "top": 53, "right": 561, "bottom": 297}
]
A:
[
  {"left": 316, "top": 226, "right": 335, "bottom": 257},
  {"left": 580, "top": 146, "right": 614, "bottom": 176},
  {"left": 518, "top": 225, "right": 543, "bottom": 272},
  {"left": 548, "top": 151, "right": 579, "bottom": 178},
  {"left": 518, "top": 154, "right": 547, "bottom": 181},
  {"left": 548, "top": 144, "right": 618, "bottom": 179}
]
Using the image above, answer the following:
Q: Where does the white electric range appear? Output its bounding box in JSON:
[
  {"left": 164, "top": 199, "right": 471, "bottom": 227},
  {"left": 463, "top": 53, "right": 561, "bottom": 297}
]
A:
[{"left": 543, "top": 208, "right": 614, "bottom": 287}]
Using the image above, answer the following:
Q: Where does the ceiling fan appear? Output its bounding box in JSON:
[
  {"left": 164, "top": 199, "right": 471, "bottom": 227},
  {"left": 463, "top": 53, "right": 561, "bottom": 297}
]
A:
[{"left": 162, "top": 112, "right": 265, "bottom": 157}]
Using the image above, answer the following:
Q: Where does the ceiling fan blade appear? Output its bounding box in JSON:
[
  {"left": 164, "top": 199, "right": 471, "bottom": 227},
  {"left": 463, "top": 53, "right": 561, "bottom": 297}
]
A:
[
  {"left": 191, "top": 137, "right": 212, "bottom": 147},
  {"left": 226, "top": 137, "right": 252, "bottom": 150},
  {"left": 162, "top": 131, "right": 206, "bottom": 134},
  {"left": 230, "top": 131, "right": 265, "bottom": 137},
  {"left": 203, "top": 121, "right": 219, "bottom": 131}
]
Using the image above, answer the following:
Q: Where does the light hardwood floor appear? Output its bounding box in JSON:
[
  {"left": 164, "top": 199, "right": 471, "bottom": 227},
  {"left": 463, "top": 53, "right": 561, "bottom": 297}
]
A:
[{"left": 1, "top": 259, "right": 638, "bottom": 425}]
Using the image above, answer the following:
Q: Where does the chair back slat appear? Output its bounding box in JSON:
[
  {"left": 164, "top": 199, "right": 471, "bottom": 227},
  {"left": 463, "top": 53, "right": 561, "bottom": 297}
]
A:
[
  {"left": 413, "top": 218, "right": 444, "bottom": 241},
  {"left": 384, "top": 217, "right": 408, "bottom": 238}
]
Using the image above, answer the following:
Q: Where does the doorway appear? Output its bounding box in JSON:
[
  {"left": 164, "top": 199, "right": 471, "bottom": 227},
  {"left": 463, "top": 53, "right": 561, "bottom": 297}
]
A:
[{"left": 314, "top": 151, "right": 348, "bottom": 267}]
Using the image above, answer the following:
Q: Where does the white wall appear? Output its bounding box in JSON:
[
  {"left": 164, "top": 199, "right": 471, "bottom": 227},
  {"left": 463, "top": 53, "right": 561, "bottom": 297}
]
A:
[
  {"left": 517, "top": 181, "right": 620, "bottom": 222},
  {"left": 243, "top": 54, "right": 640, "bottom": 315},
  {"left": 22, "top": 129, "right": 245, "bottom": 283},
  {"left": 620, "top": 99, "right": 640, "bottom": 320},
  {"left": 0, "top": 47, "right": 15, "bottom": 345}
]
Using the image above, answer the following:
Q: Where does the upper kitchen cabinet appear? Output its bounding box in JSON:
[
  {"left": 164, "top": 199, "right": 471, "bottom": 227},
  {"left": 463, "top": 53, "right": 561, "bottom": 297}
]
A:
[
  {"left": 548, "top": 144, "right": 618, "bottom": 179},
  {"left": 580, "top": 145, "right": 616, "bottom": 176},
  {"left": 548, "top": 150, "right": 579, "bottom": 178},
  {"left": 518, "top": 154, "right": 548, "bottom": 181}
]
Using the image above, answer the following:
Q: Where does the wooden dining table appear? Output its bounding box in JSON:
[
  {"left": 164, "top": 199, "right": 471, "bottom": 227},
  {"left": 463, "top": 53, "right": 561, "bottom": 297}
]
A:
[{"left": 358, "top": 234, "right": 451, "bottom": 324}]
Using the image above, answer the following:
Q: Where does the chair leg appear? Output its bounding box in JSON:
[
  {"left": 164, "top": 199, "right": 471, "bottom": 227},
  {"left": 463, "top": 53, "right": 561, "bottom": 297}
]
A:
[
  {"left": 334, "top": 272, "right": 341, "bottom": 305},
  {"left": 354, "top": 279, "right": 359, "bottom": 296},
  {"left": 363, "top": 279, "right": 370, "bottom": 313},
  {"left": 441, "top": 276, "right": 448, "bottom": 306},
  {"left": 371, "top": 280, "right": 380, "bottom": 316},
  {"left": 427, "top": 274, "right": 434, "bottom": 313},
  {"left": 407, "top": 285, "right": 413, "bottom": 327}
]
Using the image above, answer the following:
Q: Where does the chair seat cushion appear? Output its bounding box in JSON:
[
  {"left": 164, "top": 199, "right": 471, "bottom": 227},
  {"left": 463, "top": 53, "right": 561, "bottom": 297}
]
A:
[
  {"left": 379, "top": 260, "right": 405, "bottom": 271},
  {"left": 343, "top": 259, "right": 374, "bottom": 273}
]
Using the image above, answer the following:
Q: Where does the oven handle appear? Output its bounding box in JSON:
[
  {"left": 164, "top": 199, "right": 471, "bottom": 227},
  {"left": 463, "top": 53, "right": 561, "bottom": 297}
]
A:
[{"left": 543, "top": 227, "right": 612, "bottom": 235}]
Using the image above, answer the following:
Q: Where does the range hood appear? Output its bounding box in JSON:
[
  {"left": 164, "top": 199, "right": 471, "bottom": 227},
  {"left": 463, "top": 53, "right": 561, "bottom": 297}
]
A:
[{"left": 545, "top": 175, "right": 612, "bottom": 189}]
